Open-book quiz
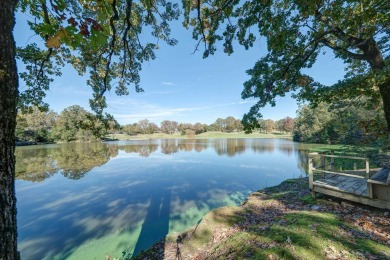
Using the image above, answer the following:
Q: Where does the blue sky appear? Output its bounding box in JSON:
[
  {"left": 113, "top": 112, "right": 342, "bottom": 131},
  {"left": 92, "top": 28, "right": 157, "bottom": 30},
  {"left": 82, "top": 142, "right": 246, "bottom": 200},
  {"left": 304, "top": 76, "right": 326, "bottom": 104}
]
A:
[{"left": 14, "top": 12, "right": 346, "bottom": 125}]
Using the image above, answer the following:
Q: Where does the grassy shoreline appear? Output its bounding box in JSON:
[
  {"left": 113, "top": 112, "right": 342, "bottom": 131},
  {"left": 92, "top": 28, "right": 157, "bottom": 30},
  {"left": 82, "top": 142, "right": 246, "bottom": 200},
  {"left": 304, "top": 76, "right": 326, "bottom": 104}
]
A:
[
  {"left": 132, "top": 178, "right": 390, "bottom": 260},
  {"left": 106, "top": 131, "right": 292, "bottom": 140}
]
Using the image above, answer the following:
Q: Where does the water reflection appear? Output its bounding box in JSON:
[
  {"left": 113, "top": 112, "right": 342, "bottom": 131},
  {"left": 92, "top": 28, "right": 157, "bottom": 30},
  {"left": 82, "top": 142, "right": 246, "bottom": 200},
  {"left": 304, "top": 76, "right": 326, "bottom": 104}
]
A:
[
  {"left": 16, "top": 139, "right": 312, "bottom": 259},
  {"left": 16, "top": 139, "right": 302, "bottom": 182},
  {"left": 16, "top": 143, "right": 118, "bottom": 181}
]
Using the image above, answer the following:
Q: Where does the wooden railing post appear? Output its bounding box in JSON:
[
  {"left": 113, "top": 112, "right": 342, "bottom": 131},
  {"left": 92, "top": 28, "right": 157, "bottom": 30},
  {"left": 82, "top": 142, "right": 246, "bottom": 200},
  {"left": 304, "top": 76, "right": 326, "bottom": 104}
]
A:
[
  {"left": 365, "top": 159, "right": 370, "bottom": 179},
  {"left": 365, "top": 159, "right": 373, "bottom": 198},
  {"left": 320, "top": 154, "right": 325, "bottom": 178},
  {"left": 330, "top": 151, "right": 335, "bottom": 171},
  {"left": 308, "top": 152, "right": 318, "bottom": 198}
]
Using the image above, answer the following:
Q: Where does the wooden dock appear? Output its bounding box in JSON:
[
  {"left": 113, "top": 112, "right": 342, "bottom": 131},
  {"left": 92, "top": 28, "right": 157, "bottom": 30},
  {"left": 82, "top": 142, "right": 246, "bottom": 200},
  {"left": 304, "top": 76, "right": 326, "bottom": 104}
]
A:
[{"left": 308, "top": 152, "right": 390, "bottom": 210}]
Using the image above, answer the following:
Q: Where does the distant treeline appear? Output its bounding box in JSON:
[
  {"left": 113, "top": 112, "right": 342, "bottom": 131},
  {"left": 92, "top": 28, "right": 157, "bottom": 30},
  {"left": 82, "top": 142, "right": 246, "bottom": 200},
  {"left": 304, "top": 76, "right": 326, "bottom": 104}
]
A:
[
  {"left": 18, "top": 100, "right": 386, "bottom": 146},
  {"left": 122, "top": 116, "right": 295, "bottom": 137},
  {"left": 16, "top": 106, "right": 294, "bottom": 143}
]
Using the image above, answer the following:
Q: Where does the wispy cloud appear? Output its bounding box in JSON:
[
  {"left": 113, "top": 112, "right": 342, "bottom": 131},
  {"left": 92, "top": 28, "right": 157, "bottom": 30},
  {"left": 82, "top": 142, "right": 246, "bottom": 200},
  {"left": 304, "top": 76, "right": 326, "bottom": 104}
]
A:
[
  {"left": 161, "top": 81, "right": 176, "bottom": 86},
  {"left": 110, "top": 99, "right": 256, "bottom": 124},
  {"left": 112, "top": 106, "right": 209, "bottom": 121}
]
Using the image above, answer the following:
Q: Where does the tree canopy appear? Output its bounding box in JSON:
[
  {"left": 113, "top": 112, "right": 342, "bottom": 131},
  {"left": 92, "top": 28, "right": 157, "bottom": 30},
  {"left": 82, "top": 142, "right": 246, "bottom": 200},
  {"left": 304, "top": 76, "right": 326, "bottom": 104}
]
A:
[
  {"left": 183, "top": 0, "right": 390, "bottom": 135},
  {"left": 17, "top": 0, "right": 180, "bottom": 114}
]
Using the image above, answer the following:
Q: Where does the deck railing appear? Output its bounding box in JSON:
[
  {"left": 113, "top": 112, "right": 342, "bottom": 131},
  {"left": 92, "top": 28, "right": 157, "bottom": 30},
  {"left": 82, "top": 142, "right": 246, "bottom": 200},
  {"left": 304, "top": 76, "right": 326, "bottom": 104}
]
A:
[{"left": 308, "top": 152, "right": 371, "bottom": 197}]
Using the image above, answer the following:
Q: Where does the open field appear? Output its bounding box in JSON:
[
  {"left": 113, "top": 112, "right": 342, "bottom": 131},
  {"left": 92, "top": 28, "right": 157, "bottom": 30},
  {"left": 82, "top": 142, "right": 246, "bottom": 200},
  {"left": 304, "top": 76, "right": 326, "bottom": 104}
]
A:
[{"left": 105, "top": 131, "right": 292, "bottom": 140}]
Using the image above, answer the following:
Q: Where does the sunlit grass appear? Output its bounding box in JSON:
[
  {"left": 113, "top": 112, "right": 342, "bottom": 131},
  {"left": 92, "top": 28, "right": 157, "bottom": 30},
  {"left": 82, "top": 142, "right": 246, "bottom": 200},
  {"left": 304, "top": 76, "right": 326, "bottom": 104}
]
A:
[{"left": 106, "top": 131, "right": 292, "bottom": 140}]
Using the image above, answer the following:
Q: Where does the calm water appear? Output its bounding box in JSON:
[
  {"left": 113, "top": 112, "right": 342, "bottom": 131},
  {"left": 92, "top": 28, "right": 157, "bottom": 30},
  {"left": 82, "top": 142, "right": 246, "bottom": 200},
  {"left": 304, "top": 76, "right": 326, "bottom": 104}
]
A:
[{"left": 16, "top": 138, "right": 312, "bottom": 259}]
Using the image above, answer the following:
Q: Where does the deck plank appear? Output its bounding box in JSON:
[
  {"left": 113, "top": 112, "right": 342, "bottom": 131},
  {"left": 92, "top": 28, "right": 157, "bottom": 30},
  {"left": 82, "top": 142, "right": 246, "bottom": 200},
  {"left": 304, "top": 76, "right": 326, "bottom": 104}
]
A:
[{"left": 314, "top": 175, "right": 368, "bottom": 197}]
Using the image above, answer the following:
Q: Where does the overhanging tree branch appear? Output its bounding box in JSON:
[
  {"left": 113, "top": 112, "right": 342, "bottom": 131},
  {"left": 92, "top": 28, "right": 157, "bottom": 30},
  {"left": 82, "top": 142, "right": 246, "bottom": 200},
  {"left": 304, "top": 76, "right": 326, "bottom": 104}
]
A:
[{"left": 320, "top": 38, "right": 367, "bottom": 60}]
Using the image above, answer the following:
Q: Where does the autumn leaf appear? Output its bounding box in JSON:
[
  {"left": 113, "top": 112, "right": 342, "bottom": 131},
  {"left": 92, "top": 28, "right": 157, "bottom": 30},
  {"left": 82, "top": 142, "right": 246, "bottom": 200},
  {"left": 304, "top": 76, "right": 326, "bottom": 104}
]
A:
[
  {"left": 46, "top": 29, "right": 66, "bottom": 48},
  {"left": 46, "top": 35, "right": 61, "bottom": 48}
]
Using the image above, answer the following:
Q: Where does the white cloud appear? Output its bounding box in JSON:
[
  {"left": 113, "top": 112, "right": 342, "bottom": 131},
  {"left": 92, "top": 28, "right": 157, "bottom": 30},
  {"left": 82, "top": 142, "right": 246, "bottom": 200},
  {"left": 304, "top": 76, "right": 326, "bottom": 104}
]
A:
[
  {"left": 161, "top": 81, "right": 176, "bottom": 86},
  {"left": 113, "top": 106, "right": 209, "bottom": 121},
  {"left": 107, "top": 96, "right": 257, "bottom": 124}
]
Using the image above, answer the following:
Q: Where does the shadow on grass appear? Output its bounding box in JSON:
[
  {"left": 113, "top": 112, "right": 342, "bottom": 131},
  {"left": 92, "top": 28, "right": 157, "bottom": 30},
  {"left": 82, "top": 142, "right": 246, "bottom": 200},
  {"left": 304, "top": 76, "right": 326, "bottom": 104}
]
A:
[{"left": 204, "top": 201, "right": 389, "bottom": 259}]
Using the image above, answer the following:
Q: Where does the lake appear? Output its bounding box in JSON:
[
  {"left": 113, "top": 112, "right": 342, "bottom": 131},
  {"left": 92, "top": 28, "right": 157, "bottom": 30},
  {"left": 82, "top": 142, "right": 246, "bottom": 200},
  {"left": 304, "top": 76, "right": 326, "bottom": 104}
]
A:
[{"left": 16, "top": 138, "right": 313, "bottom": 259}]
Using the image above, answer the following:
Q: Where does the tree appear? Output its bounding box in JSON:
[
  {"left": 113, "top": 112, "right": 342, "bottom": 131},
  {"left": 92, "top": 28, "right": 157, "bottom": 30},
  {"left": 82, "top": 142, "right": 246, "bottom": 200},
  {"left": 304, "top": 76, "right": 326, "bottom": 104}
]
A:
[
  {"left": 225, "top": 116, "right": 237, "bottom": 132},
  {"left": 148, "top": 122, "right": 160, "bottom": 134},
  {"left": 16, "top": 107, "right": 58, "bottom": 142},
  {"left": 123, "top": 123, "right": 141, "bottom": 135},
  {"left": 137, "top": 119, "right": 159, "bottom": 134},
  {"left": 293, "top": 103, "right": 336, "bottom": 143},
  {"left": 257, "top": 119, "right": 266, "bottom": 133},
  {"left": 214, "top": 118, "right": 226, "bottom": 132},
  {"left": 282, "top": 117, "right": 295, "bottom": 133},
  {"left": 234, "top": 119, "right": 243, "bottom": 132},
  {"left": 138, "top": 119, "right": 151, "bottom": 134},
  {"left": 1, "top": 1, "right": 179, "bottom": 257},
  {"left": 160, "top": 120, "right": 178, "bottom": 134},
  {"left": 51, "top": 105, "right": 106, "bottom": 142},
  {"left": 178, "top": 123, "right": 194, "bottom": 135},
  {"left": 275, "top": 119, "right": 285, "bottom": 134},
  {"left": 193, "top": 122, "right": 206, "bottom": 134},
  {"left": 1, "top": 2, "right": 19, "bottom": 257},
  {"left": 264, "top": 119, "right": 275, "bottom": 134},
  {"left": 183, "top": 0, "right": 390, "bottom": 137}
]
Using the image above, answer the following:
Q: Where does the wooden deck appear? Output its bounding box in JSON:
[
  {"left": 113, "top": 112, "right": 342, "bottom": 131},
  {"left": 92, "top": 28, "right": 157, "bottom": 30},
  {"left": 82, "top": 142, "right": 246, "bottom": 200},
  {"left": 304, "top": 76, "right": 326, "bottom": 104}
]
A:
[
  {"left": 308, "top": 152, "right": 390, "bottom": 210},
  {"left": 314, "top": 174, "right": 368, "bottom": 197}
]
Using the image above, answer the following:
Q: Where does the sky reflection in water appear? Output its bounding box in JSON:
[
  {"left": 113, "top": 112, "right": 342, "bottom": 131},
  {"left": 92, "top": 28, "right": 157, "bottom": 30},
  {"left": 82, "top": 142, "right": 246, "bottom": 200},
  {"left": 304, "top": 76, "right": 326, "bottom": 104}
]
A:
[{"left": 16, "top": 138, "right": 309, "bottom": 259}]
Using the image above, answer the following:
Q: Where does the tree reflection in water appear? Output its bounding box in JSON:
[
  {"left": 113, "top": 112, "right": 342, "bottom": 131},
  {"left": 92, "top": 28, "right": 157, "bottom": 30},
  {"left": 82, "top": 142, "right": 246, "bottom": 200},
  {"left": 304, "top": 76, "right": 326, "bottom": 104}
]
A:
[
  {"left": 16, "top": 139, "right": 292, "bottom": 182},
  {"left": 16, "top": 143, "right": 118, "bottom": 181}
]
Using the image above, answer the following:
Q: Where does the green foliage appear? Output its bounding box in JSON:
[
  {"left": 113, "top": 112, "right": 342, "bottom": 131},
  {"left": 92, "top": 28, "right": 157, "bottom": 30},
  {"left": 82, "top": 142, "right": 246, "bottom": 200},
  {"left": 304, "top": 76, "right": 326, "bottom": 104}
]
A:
[
  {"left": 122, "top": 123, "right": 141, "bottom": 135},
  {"left": 17, "top": 0, "right": 180, "bottom": 114},
  {"left": 51, "top": 105, "right": 108, "bottom": 142},
  {"left": 300, "top": 195, "right": 316, "bottom": 205},
  {"left": 160, "top": 120, "right": 178, "bottom": 134},
  {"left": 183, "top": 0, "right": 390, "bottom": 132},
  {"left": 16, "top": 107, "right": 58, "bottom": 142},
  {"left": 293, "top": 101, "right": 387, "bottom": 144},
  {"left": 211, "top": 116, "right": 243, "bottom": 132},
  {"left": 15, "top": 105, "right": 115, "bottom": 143}
]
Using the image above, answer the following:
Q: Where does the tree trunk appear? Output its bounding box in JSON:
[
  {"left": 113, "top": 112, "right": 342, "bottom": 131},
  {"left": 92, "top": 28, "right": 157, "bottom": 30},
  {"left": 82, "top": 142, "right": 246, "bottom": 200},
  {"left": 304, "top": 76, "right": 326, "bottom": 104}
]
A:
[
  {"left": 0, "top": 0, "right": 19, "bottom": 259},
  {"left": 378, "top": 78, "right": 390, "bottom": 141},
  {"left": 362, "top": 38, "right": 390, "bottom": 141}
]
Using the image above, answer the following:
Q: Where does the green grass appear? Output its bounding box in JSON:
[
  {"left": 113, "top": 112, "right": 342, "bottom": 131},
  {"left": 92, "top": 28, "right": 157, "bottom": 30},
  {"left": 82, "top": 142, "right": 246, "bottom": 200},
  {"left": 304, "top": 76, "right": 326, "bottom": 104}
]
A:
[
  {"left": 300, "top": 195, "right": 317, "bottom": 205},
  {"left": 201, "top": 211, "right": 389, "bottom": 259},
  {"left": 106, "top": 131, "right": 292, "bottom": 140}
]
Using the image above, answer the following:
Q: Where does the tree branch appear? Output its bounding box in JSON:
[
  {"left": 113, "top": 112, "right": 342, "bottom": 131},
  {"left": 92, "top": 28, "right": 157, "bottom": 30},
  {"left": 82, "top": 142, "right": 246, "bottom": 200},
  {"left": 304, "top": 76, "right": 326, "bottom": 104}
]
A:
[
  {"left": 315, "top": 10, "right": 365, "bottom": 48},
  {"left": 102, "top": 0, "right": 120, "bottom": 96},
  {"left": 37, "top": 1, "right": 53, "bottom": 85},
  {"left": 121, "top": 0, "right": 134, "bottom": 80},
  {"left": 320, "top": 38, "right": 366, "bottom": 60},
  {"left": 197, "top": 0, "right": 207, "bottom": 51}
]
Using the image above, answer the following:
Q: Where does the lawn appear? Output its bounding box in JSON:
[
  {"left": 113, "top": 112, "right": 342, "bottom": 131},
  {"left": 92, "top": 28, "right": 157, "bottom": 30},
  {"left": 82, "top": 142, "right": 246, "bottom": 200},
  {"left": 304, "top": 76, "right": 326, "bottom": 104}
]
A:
[{"left": 105, "top": 131, "right": 292, "bottom": 140}]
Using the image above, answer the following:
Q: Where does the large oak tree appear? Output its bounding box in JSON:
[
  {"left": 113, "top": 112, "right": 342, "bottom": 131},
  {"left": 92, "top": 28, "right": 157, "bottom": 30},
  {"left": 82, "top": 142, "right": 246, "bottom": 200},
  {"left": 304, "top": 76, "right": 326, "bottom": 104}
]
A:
[{"left": 183, "top": 0, "right": 389, "bottom": 135}]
